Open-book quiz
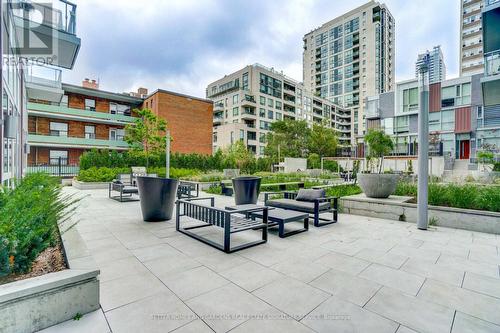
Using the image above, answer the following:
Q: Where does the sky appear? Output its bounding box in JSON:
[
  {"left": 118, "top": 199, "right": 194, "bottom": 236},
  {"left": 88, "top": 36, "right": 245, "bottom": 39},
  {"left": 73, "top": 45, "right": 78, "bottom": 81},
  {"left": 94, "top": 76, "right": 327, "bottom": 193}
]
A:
[{"left": 63, "top": 0, "right": 461, "bottom": 98}]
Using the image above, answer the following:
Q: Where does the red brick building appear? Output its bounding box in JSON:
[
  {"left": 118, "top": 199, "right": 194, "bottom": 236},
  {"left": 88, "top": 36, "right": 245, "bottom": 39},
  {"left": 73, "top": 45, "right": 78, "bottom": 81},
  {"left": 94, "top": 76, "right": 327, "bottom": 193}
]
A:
[{"left": 28, "top": 80, "right": 213, "bottom": 166}]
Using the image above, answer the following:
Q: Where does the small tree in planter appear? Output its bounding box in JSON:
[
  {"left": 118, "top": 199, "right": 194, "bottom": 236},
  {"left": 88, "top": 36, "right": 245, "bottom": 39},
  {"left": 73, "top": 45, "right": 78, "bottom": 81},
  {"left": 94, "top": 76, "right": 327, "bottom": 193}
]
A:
[
  {"left": 359, "top": 129, "right": 398, "bottom": 198},
  {"left": 364, "top": 129, "right": 394, "bottom": 173}
]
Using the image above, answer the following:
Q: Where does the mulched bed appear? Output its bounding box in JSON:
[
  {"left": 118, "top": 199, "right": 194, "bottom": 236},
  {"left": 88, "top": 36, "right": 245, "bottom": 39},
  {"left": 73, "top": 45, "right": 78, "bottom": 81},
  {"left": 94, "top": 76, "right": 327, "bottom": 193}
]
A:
[{"left": 0, "top": 244, "right": 67, "bottom": 285}]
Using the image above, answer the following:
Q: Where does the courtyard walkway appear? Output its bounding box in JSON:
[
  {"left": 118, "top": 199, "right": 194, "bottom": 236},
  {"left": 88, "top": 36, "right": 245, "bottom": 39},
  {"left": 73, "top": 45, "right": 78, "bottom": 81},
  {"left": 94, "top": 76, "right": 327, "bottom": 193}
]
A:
[{"left": 40, "top": 187, "right": 500, "bottom": 333}]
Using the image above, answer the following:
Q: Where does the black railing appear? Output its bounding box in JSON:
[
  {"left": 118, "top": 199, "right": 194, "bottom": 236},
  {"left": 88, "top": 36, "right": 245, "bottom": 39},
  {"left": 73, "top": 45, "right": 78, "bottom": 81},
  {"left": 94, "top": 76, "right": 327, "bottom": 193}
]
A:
[{"left": 27, "top": 157, "right": 79, "bottom": 177}]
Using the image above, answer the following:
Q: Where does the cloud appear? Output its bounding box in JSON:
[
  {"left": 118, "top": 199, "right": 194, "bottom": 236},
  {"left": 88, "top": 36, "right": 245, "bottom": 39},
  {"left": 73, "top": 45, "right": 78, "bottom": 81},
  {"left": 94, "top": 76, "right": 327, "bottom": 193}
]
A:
[{"left": 64, "top": 0, "right": 460, "bottom": 98}]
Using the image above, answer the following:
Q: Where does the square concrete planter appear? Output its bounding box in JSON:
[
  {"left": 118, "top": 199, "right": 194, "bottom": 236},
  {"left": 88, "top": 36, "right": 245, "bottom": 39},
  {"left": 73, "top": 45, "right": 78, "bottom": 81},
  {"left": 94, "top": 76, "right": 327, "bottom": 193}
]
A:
[
  {"left": 72, "top": 178, "right": 109, "bottom": 190},
  {"left": 0, "top": 227, "right": 100, "bottom": 333}
]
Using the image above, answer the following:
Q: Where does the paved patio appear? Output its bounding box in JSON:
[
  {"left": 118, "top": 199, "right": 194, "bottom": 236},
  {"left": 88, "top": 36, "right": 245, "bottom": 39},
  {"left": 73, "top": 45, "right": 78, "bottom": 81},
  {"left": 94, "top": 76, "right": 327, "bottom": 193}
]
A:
[{"left": 40, "top": 187, "right": 500, "bottom": 333}]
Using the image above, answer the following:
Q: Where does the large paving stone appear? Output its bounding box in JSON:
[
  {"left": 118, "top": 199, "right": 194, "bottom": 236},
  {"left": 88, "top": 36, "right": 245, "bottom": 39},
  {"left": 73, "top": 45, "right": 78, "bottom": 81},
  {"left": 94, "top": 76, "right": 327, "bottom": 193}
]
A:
[
  {"left": 271, "top": 257, "right": 330, "bottom": 283},
  {"left": 313, "top": 252, "right": 371, "bottom": 275},
  {"left": 401, "top": 258, "right": 465, "bottom": 287},
  {"left": 462, "top": 272, "right": 500, "bottom": 299},
  {"left": 219, "top": 261, "right": 283, "bottom": 292},
  {"left": 164, "top": 266, "right": 229, "bottom": 301},
  {"left": 365, "top": 287, "right": 455, "bottom": 333},
  {"left": 359, "top": 264, "right": 425, "bottom": 296},
  {"left": 451, "top": 312, "right": 500, "bottom": 333}
]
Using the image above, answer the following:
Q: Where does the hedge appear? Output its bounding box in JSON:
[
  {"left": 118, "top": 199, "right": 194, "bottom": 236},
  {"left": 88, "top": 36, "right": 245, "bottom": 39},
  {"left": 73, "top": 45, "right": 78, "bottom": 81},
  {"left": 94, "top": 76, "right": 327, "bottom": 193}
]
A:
[{"left": 0, "top": 173, "right": 76, "bottom": 277}]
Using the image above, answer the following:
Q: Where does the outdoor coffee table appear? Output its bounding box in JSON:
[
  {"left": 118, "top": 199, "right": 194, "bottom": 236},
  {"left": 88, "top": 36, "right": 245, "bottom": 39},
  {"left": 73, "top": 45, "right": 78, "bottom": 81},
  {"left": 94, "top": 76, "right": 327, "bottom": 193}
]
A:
[{"left": 225, "top": 205, "right": 308, "bottom": 238}]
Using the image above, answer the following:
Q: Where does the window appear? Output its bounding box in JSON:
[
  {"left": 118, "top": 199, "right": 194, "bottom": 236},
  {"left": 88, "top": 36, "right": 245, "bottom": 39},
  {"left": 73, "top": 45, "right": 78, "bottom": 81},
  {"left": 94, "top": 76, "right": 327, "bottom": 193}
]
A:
[
  {"left": 233, "top": 107, "right": 239, "bottom": 116},
  {"left": 441, "top": 86, "right": 456, "bottom": 107},
  {"left": 403, "top": 87, "right": 418, "bottom": 112},
  {"left": 49, "top": 150, "right": 68, "bottom": 165},
  {"left": 259, "top": 133, "right": 266, "bottom": 143},
  {"left": 441, "top": 110, "right": 454, "bottom": 131},
  {"left": 247, "top": 131, "right": 256, "bottom": 141},
  {"left": 259, "top": 146, "right": 265, "bottom": 155},
  {"left": 268, "top": 110, "right": 273, "bottom": 119},
  {"left": 109, "top": 128, "right": 125, "bottom": 141},
  {"left": 259, "top": 108, "right": 266, "bottom": 117},
  {"left": 275, "top": 112, "right": 282, "bottom": 120},
  {"left": 213, "top": 132, "right": 217, "bottom": 143},
  {"left": 242, "top": 72, "right": 249, "bottom": 90},
  {"left": 259, "top": 73, "right": 282, "bottom": 98},
  {"left": 477, "top": 106, "right": 483, "bottom": 118},
  {"left": 275, "top": 101, "right": 282, "bottom": 110},
  {"left": 85, "top": 125, "right": 95, "bottom": 139},
  {"left": 240, "top": 129, "right": 245, "bottom": 141},
  {"left": 233, "top": 94, "right": 239, "bottom": 104},
  {"left": 260, "top": 96, "right": 266, "bottom": 105},
  {"left": 230, "top": 131, "right": 234, "bottom": 144},
  {"left": 110, "top": 103, "right": 131, "bottom": 115},
  {"left": 267, "top": 98, "right": 273, "bottom": 108},
  {"left": 50, "top": 122, "right": 68, "bottom": 136},
  {"left": 85, "top": 98, "right": 96, "bottom": 111}
]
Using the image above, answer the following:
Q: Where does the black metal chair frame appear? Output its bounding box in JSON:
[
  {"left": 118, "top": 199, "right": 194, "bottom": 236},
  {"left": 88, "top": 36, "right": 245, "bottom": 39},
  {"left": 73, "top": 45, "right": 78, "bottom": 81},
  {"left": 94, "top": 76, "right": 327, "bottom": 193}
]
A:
[
  {"left": 176, "top": 197, "right": 268, "bottom": 253},
  {"left": 264, "top": 191, "right": 338, "bottom": 227},
  {"left": 108, "top": 181, "right": 140, "bottom": 202},
  {"left": 177, "top": 181, "right": 200, "bottom": 199}
]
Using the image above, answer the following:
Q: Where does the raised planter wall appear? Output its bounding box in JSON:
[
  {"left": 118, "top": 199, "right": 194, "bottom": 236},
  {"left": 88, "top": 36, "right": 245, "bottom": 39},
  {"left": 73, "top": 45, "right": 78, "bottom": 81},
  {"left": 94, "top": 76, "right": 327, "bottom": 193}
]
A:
[
  {"left": 0, "top": 227, "right": 100, "bottom": 333},
  {"left": 341, "top": 194, "right": 500, "bottom": 234},
  {"left": 72, "top": 178, "right": 109, "bottom": 190}
]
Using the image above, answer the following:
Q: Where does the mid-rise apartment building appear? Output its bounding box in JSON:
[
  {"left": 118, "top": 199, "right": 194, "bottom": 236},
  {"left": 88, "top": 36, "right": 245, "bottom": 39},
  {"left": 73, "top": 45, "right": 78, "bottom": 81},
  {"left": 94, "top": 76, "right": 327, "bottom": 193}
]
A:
[
  {"left": 206, "top": 64, "right": 351, "bottom": 156},
  {"left": 302, "top": 1, "right": 395, "bottom": 142},
  {"left": 365, "top": 75, "right": 488, "bottom": 160},
  {"left": 27, "top": 77, "right": 144, "bottom": 165},
  {"left": 1, "top": 0, "right": 81, "bottom": 186},
  {"left": 460, "top": 0, "right": 485, "bottom": 76},
  {"left": 479, "top": 0, "right": 500, "bottom": 150},
  {"left": 415, "top": 46, "right": 446, "bottom": 84}
]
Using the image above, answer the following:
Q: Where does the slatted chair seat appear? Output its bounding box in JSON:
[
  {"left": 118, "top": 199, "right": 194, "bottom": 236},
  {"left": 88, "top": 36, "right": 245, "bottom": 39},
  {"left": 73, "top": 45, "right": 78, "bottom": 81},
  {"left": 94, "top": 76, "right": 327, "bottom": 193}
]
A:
[{"left": 176, "top": 197, "right": 268, "bottom": 253}]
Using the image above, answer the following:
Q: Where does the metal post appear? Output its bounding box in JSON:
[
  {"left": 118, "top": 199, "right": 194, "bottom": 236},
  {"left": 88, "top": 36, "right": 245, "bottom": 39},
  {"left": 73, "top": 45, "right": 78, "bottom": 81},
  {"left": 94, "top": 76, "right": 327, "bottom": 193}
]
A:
[
  {"left": 166, "top": 130, "right": 170, "bottom": 178},
  {"left": 321, "top": 157, "right": 324, "bottom": 173},
  {"left": 58, "top": 157, "right": 62, "bottom": 177},
  {"left": 417, "top": 54, "right": 430, "bottom": 230}
]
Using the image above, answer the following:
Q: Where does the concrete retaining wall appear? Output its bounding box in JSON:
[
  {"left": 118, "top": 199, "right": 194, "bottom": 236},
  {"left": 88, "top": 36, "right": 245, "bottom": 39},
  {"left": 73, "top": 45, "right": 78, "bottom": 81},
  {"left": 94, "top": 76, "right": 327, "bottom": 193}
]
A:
[
  {"left": 0, "top": 225, "right": 100, "bottom": 333},
  {"left": 341, "top": 194, "right": 500, "bottom": 234},
  {"left": 72, "top": 178, "right": 109, "bottom": 190}
]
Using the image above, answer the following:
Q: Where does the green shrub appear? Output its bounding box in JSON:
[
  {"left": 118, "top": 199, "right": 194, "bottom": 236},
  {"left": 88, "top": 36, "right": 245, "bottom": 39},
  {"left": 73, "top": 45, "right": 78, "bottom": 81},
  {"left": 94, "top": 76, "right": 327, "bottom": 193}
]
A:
[
  {"left": 146, "top": 167, "right": 200, "bottom": 179},
  {"left": 326, "top": 184, "right": 362, "bottom": 198},
  {"left": 205, "top": 184, "right": 222, "bottom": 195},
  {"left": 395, "top": 181, "right": 500, "bottom": 212},
  {"left": 77, "top": 167, "right": 130, "bottom": 182},
  {"left": 0, "top": 173, "right": 76, "bottom": 277}
]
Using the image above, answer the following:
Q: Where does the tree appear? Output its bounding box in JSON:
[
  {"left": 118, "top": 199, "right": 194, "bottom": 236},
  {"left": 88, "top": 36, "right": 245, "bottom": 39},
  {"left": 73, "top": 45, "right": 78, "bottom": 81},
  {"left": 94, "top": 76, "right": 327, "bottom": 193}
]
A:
[
  {"left": 364, "top": 129, "right": 394, "bottom": 173},
  {"left": 265, "top": 120, "right": 311, "bottom": 160},
  {"left": 223, "top": 141, "right": 254, "bottom": 171},
  {"left": 124, "top": 108, "right": 167, "bottom": 166},
  {"left": 308, "top": 120, "right": 338, "bottom": 158}
]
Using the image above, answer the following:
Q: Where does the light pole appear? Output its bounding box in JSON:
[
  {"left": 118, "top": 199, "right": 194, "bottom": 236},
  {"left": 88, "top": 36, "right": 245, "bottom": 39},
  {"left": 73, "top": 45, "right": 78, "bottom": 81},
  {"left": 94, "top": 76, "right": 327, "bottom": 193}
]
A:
[
  {"left": 417, "top": 53, "right": 430, "bottom": 230},
  {"left": 166, "top": 130, "right": 170, "bottom": 178}
]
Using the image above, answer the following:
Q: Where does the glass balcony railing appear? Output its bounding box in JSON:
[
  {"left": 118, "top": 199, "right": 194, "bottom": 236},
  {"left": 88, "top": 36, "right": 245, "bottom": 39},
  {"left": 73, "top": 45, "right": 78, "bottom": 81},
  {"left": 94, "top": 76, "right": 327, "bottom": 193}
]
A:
[
  {"left": 485, "top": 51, "right": 500, "bottom": 76},
  {"left": 28, "top": 134, "right": 129, "bottom": 148},
  {"left": 26, "top": 64, "right": 62, "bottom": 88},
  {"left": 12, "top": 0, "right": 77, "bottom": 34}
]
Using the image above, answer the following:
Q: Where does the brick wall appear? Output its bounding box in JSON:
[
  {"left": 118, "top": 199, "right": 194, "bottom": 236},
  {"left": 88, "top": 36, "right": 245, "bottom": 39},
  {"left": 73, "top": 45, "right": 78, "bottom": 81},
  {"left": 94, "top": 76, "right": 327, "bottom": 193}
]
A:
[
  {"left": 28, "top": 116, "right": 124, "bottom": 139},
  {"left": 142, "top": 90, "right": 213, "bottom": 155},
  {"left": 29, "top": 147, "right": 85, "bottom": 165}
]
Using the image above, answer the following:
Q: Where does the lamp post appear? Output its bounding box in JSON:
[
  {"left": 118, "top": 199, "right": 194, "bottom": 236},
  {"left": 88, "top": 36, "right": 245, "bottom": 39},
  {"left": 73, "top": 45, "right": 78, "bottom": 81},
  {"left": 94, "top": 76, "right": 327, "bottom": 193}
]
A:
[
  {"left": 166, "top": 130, "right": 170, "bottom": 178},
  {"left": 417, "top": 53, "right": 430, "bottom": 230}
]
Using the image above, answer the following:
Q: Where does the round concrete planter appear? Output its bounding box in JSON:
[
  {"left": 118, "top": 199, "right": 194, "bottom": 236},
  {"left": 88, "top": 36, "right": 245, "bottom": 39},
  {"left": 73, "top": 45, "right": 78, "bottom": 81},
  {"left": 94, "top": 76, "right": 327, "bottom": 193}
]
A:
[
  {"left": 136, "top": 176, "right": 179, "bottom": 222},
  {"left": 358, "top": 173, "right": 399, "bottom": 199},
  {"left": 232, "top": 176, "right": 261, "bottom": 205}
]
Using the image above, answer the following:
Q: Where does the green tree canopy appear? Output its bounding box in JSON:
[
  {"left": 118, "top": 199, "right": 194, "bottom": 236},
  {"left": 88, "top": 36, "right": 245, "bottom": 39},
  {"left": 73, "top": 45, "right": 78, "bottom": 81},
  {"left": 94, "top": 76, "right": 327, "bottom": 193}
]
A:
[
  {"left": 364, "top": 129, "right": 394, "bottom": 173},
  {"left": 265, "top": 120, "right": 311, "bottom": 160},
  {"left": 223, "top": 140, "right": 254, "bottom": 171},
  {"left": 308, "top": 120, "right": 338, "bottom": 158}
]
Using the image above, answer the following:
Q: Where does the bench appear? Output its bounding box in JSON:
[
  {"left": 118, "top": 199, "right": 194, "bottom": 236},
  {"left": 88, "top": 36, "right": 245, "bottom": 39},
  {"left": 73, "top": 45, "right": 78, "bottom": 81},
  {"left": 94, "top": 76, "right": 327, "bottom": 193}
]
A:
[
  {"left": 220, "top": 180, "right": 305, "bottom": 196},
  {"left": 264, "top": 189, "right": 338, "bottom": 227},
  {"left": 176, "top": 198, "right": 269, "bottom": 253},
  {"left": 177, "top": 180, "right": 200, "bottom": 199}
]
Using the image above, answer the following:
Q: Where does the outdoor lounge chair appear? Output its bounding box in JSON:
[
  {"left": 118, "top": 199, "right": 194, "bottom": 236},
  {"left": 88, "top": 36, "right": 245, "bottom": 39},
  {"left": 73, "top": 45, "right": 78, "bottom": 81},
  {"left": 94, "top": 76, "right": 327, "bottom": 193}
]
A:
[
  {"left": 176, "top": 197, "right": 268, "bottom": 253},
  {"left": 177, "top": 181, "right": 200, "bottom": 199},
  {"left": 264, "top": 188, "right": 338, "bottom": 227},
  {"left": 108, "top": 178, "right": 139, "bottom": 202}
]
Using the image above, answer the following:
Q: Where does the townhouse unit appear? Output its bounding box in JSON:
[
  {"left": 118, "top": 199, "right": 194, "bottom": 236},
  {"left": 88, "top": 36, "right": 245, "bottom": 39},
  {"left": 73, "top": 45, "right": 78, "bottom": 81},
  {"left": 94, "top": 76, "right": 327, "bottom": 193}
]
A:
[
  {"left": 1, "top": 0, "right": 81, "bottom": 186},
  {"left": 460, "top": 0, "right": 485, "bottom": 76},
  {"left": 206, "top": 64, "right": 351, "bottom": 156},
  {"left": 364, "top": 74, "right": 491, "bottom": 160},
  {"left": 27, "top": 76, "right": 144, "bottom": 165},
  {"left": 303, "top": 1, "right": 395, "bottom": 141}
]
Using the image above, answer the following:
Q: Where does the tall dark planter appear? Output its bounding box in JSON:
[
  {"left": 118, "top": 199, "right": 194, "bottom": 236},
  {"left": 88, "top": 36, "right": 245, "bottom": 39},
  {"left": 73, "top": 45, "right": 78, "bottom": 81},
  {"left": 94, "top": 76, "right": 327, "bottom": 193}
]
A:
[
  {"left": 232, "top": 176, "right": 261, "bottom": 205},
  {"left": 137, "top": 176, "right": 179, "bottom": 222}
]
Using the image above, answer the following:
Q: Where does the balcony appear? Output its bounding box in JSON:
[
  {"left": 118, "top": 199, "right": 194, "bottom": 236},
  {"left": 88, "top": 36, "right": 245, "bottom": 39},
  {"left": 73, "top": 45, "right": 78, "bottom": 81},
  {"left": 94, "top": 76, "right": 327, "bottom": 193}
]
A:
[
  {"left": 214, "top": 102, "right": 224, "bottom": 112},
  {"left": 241, "top": 108, "right": 256, "bottom": 120},
  {"left": 481, "top": 51, "right": 500, "bottom": 106},
  {"left": 26, "top": 64, "right": 63, "bottom": 102},
  {"left": 12, "top": 0, "right": 81, "bottom": 69},
  {"left": 213, "top": 114, "right": 224, "bottom": 125},
  {"left": 28, "top": 134, "right": 129, "bottom": 150},
  {"left": 241, "top": 95, "right": 256, "bottom": 107},
  {"left": 28, "top": 102, "right": 137, "bottom": 125}
]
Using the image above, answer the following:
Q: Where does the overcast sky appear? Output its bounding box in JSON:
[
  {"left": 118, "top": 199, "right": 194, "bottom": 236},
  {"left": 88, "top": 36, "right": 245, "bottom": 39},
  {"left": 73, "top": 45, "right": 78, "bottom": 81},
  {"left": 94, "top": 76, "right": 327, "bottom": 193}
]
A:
[{"left": 63, "top": 0, "right": 461, "bottom": 98}]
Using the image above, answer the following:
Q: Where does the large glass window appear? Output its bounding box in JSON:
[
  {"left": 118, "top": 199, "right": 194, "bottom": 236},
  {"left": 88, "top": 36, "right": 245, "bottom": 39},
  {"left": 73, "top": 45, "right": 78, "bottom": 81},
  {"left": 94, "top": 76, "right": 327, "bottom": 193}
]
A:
[
  {"left": 403, "top": 87, "right": 418, "bottom": 112},
  {"left": 242, "top": 72, "right": 249, "bottom": 90},
  {"left": 233, "top": 107, "right": 239, "bottom": 116},
  {"left": 85, "top": 125, "right": 95, "bottom": 139},
  {"left": 441, "top": 110, "right": 454, "bottom": 130},
  {"left": 259, "top": 96, "right": 266, "bottom": 105},
  {"left": 50, "top": 122, "right": 68, "bottom": 136},
  {"left": 110, "top": 103, "right": 131, "bottom": 115},
  {"left": 259, "top": 73, "right": 282, "bottom": 98},
  {"left": 109, "top": 128, "right": 125, "bottom": 141},
  {"left": 232, "top": 94, "right": 239, "bottom": 104}
]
